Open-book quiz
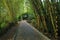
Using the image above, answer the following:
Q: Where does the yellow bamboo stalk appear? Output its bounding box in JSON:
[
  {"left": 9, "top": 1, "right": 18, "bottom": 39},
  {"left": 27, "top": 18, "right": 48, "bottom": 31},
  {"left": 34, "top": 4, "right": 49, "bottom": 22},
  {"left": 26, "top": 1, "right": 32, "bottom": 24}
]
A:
[
  {"left": 47, "top": 0, "right": 56, "bottom": 38},
  {"left": 37, "top": 0, "right": 49, "bottom": 33}
]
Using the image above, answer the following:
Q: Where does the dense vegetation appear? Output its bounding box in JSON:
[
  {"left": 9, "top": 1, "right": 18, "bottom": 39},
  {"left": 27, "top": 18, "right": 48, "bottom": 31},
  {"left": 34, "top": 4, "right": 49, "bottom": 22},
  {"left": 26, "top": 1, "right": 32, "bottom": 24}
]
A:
[
  {"left": 0, "top": 0, "right": 60, "bottom": 39},
  {"left": 30, "top": 0, "right": 60, "bottom": 39},
  {"left": 0, "top": 0, "right": 36, "bottom": 35}
]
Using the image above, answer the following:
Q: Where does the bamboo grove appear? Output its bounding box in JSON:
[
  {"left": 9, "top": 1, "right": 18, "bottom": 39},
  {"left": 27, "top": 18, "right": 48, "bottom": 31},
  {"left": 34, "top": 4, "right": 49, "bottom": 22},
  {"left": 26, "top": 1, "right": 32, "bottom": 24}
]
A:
[
  {"left": 0, "top": 0, "right": 36, "bottom": 35},
  {"left": 30, "top": 0, "right": 60, "bottom": 39},
  {"left": 0, "top": 0, "right": 60, "bottom": 39},
  {"left": 0, "top": 0, "right": 25, "bottom": 34}
]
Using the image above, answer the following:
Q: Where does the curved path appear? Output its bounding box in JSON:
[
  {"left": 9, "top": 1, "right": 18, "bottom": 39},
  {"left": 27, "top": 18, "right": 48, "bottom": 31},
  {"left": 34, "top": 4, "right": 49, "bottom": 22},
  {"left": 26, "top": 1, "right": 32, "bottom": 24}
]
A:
[
  {"left": 14, "top": 21, "right": 50, "bottom": 40},
  {"left": 0, "top": 20, "right": 50, "bottom": 40}
]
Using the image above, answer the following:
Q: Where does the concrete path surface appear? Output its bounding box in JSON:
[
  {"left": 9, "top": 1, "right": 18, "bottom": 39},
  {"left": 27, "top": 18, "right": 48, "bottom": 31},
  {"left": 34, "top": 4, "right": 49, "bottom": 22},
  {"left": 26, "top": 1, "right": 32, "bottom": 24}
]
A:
[{"left": 14, "top": 20, "right": 50, "bottom": 40}]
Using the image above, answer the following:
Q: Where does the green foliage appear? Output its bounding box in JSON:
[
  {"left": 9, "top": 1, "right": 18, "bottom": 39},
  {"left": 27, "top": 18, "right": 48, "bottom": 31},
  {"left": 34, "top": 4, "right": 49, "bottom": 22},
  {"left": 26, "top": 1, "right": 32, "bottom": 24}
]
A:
[
  {"left": 0, "top": 0, "right": 35, "bottom": 30},
  {"left": 0, "top": 0, "right": 60, "bottom": 38}
]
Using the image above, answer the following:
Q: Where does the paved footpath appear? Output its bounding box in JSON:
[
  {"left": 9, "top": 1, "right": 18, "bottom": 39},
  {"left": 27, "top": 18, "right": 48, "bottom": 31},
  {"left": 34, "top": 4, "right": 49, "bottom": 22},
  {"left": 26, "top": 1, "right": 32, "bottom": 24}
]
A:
[
  {"left": 14, "top": 21, "right": 50, "bottom": 40},
  {"left": 0, "top": 20, "right": 50, "bottom": 40}
]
